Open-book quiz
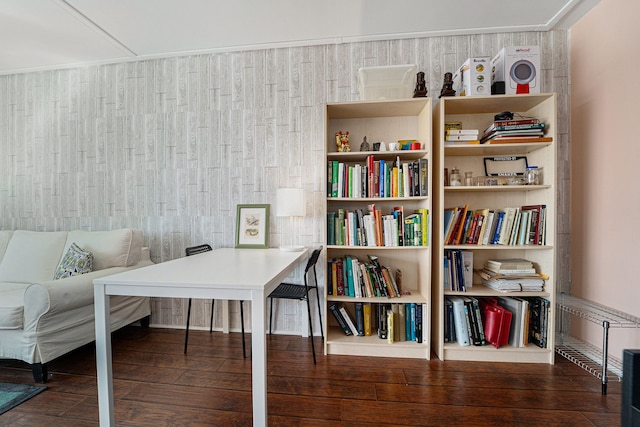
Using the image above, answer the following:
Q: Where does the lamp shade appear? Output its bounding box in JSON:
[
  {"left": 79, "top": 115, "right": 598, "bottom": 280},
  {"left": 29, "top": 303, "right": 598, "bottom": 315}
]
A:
[{"left": 276, "top": 188, "right": 305, "bottom": 217}]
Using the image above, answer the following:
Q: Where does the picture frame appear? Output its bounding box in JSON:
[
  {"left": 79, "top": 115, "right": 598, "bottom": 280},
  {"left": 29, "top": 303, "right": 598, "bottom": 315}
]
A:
[{"left": 235, "top": 204, "right": 270, "bottom": 249}]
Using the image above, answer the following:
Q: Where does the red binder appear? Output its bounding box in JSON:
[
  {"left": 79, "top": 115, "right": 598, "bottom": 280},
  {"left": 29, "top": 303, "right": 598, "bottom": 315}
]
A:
[{"left": 480, "top": 298, "right": 512, "bottom": 349}]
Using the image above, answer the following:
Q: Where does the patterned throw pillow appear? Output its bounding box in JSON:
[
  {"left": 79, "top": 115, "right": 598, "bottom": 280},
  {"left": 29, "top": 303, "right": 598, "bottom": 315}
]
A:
[{"left": 53, "top": 243, "right": 94, "bottom": 280}]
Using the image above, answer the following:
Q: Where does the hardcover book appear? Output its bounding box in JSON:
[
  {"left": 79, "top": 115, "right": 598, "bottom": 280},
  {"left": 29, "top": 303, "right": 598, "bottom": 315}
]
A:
[
  {"left": 479, "top": 298, "right": 511, "bottom": 348},
  {"left": 449, "top": 296, "right": 470, "bottom": 346},
  {"left": 329, "top": 303, "right": 352, "bottom": 336}
]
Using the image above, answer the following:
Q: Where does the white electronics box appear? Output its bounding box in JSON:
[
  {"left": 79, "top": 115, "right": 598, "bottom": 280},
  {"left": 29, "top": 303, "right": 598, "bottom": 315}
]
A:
[
  {"left": 452, "top": 57, "right": 490, "bottom": 96},
  {"left": 357, "top": 64, "right": 417, "bottom": 100},
  {"left": 491, "top": 46, "right": 540, "bottom": 94}
]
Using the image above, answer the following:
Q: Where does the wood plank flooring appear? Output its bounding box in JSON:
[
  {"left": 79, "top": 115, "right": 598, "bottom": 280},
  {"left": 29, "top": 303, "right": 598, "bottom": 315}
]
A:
[{"left": 0, "top": 326, "right": 622, "bottom": 426}]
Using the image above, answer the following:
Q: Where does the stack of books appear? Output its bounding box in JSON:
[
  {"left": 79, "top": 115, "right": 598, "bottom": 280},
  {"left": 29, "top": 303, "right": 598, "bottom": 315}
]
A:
[
  {"left": 445, "top": 129, "right": 480, "bottom": 145},
  {"left": 444, "top": 121, "right": 479, "bottom": 145},
  {"left": 478, "top": 258, "right": 544, "bottom": 292},
  {"left": 484, "top": 258, "right": 536, "bottom": 275},
  {"left": 480, "top": 117, "right": 550, "bottom": 144}
]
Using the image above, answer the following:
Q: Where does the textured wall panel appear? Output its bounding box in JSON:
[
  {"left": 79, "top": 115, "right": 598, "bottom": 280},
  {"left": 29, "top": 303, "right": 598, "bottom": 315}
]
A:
[{"left": 0, "top": 31, "right": 570, "bottom": 335}]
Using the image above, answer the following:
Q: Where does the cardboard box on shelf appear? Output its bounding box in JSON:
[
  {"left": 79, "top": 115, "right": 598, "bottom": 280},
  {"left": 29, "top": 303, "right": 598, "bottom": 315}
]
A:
[
  {"left": 452, "top": 57, "right": 491, "bottom": 96},
  {"left": 491, "top": 46, "right": 540, "bottom": 94}
]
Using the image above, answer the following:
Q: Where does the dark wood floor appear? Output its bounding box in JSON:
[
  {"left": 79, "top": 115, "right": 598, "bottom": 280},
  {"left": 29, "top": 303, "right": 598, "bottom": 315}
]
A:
[{"left": 0, "top": 326, "right": 622, "bottom": 426}]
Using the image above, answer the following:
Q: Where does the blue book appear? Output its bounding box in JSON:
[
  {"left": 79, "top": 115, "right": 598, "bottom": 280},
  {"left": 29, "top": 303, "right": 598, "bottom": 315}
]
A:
[
  {"left": 379, "top": 159, "right": 385, "bottom": 197},
  {"left": 491, "top": 211, "right": 505, "bottom": 244},
  {"left": 345, "top": 256, "right": 354, "bottom": 297},
  {"left": 354, "top": 302, "right": 365, "bottom": 336},
  {"left": 409, "top": 303, "right": 416, "bottom": 341}
]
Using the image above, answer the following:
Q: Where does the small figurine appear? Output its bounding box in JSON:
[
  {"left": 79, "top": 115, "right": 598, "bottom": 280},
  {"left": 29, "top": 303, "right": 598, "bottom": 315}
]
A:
[
  {"left": 439, "top": 72, "right": 456, "bottom": 98},
  {"left": 360, "top": 136, "right": 370, "bottom": 151},
  {"left": 413, "top": 71, "right": 428, "bottom": 98},
  {"left": 335, "top": 131, "right": 351, "bottom": 152}
]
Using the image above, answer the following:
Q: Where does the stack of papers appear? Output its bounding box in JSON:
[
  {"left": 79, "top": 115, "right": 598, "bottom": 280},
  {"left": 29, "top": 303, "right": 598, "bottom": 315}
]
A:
[{"left": 482, "top": 277, "right": 544, "bottom": 292}]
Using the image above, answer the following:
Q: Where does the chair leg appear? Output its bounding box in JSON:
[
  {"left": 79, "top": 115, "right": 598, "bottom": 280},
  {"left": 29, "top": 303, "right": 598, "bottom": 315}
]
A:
[
  {"left": 314, "top": 287, "right": 324, "bottom": 340},
  {"left": 240, "top": 300, "right": 247, "bottom": 359},
  {"left": 269, "top": 298, "right": 274, "bottom": 334},
  {"left": 184, "top": 298, "right": 193, "bottom": 354},
  {"left": 305, "top": 297, "right": 316, "bottom": 364},
  {"left": 209, "top": 299, "right": 215, "bottom": 333}
]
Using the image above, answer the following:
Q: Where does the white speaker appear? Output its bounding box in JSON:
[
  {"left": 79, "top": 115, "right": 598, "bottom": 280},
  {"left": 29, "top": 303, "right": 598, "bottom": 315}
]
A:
[
  {"left": 510, "top": 59, "right": 537, "bottom": 94},
  {"left": 491, "top": 46, "right": 540, "bottom": 95}
]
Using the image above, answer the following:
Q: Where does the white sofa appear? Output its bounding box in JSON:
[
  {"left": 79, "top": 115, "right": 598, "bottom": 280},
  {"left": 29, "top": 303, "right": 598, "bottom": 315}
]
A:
[{"left": 0, "top": 228, "right": 153, "bottom": 382}]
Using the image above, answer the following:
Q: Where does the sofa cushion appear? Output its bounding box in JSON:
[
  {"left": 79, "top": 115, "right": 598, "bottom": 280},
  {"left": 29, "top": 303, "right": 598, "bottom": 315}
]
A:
[
  {"left": 0, "top": 230, "right": 15, "bottom": 262},
  {"left": 64, "top": 229, "right": 143, "bottom": 271},
  {"left": 53, "top": 243, "right": 94, "bottom": 280},
  {"left": 0, "top": 283, "right": 29, "bottom": 330},
  {"left": 0, "top": 231, "right": 68, "bottom": 283}
]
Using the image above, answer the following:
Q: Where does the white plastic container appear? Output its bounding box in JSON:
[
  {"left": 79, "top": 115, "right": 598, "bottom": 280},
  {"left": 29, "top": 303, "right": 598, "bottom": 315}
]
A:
[{"left": 357, "top": 64, "right": 417, "bottom": 101}]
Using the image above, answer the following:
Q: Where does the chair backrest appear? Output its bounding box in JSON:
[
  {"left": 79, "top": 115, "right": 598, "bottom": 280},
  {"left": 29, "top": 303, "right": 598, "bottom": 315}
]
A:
[
  {"left": 304, "top": 246, "right": 322, "bottom": 273},
  {"left": 185, "top": 244, "right": 213, "bottom": 257}
]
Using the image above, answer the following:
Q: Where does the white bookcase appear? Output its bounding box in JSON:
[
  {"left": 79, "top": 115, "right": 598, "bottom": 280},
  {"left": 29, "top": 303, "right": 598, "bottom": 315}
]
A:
[
  {"left": 323, "top": 98, "right": 432, "bottom": 359},
  {"left": 431, "top": 93, "right": 557, "bottom": 363}
]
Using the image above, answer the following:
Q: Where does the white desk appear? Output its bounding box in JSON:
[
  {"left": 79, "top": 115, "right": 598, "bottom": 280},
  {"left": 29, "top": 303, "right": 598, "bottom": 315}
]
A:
[{"left": 93, "top": 247, "right": 308, "bottom": 426}]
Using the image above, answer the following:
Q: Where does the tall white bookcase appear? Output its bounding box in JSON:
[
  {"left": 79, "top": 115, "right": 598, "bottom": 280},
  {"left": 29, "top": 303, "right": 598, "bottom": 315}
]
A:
[
  {"left": 323, "top": 98, "right": 432, "bottom": 359},
  {"left": 431, "top": 93, "right": 557, "bottom": 363}
]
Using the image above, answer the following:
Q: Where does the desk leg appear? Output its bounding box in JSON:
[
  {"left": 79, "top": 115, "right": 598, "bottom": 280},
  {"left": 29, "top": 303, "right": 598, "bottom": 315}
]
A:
[
  {"left": 94, "top": 285, "right": 114, "bottom": 426},
  {"left": 222, "top": 300, "right": 230, "bottom": 333},
  {"left": 251, "top": 291, "right": 267, "bottom": 426}
]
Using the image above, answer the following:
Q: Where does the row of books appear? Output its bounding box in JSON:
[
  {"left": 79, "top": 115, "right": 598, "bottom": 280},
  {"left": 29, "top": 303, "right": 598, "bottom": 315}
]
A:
[
  {"left": 327, "top": 255, "right": 402, "bottom": 298},
  {"left": 444, "top": 295, "right": 550, "bottom": 349},
  {"left": 327, "top": 156, "right": 428, "bottom": 199},
  {"left": 329, "top": 302, "right": 426, "bottom": 343},
  {"left": 327, "top": 205, "right": 428, "bottom": 247},
  {"left": 443, "top": 249, "right": 473, "bottom": 292},
  {"left": 444, "top": 204, "right": 547, "bottom": 246}
]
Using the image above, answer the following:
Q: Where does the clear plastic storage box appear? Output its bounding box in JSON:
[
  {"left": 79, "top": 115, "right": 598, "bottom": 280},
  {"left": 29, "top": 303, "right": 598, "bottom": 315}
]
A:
[{"left": 357, "top": 64, "right": 417, "bottom": 100}]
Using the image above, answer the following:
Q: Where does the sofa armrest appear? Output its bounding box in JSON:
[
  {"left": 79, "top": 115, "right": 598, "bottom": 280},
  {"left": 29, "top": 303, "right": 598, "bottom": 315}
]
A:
[{"left": 23, "top": 261, "right": 151, "bottom": 330}]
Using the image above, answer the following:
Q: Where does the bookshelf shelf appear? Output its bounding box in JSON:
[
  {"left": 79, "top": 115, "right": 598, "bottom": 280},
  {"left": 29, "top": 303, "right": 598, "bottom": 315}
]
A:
[
  {"left": 443, "top": 244, "right": 553, "bottom": 250},
  {"left": 327, "top": 294, "right": 428, "bottom": 304},
  {"left": 324, "top": 98, "right": 432, "bottom": 360},
  {"left": 444, "top": 185, "right": 552, "bottom": 192},
  {"left": 326, "top": 327, "right": 429, "bottom": 358},
  {"left": 328, "top": 196, "right": 429, "bottom": 202},
  {"left": 432, "top": 93, "right": 557, "bottom": 364},
  {"left": 327, "top": 245, "right": 430, "bottom": 251},
  {"left": 444, "top": 141, "right": 551, "bottom": 156},
  {"left": 444, "top": 284, "right": 550, "bottom": 298},
  {"left": 443, "top": 341, "right": 553, "bottom": 363},
  {"left": 328, "top": 150, "right": 429, "bottom": 161}
]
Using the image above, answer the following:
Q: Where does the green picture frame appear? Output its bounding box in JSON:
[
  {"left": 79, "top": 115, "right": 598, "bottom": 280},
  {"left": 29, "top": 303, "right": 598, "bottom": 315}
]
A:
[{"left": 235, "top": 204, "right": 270, "bottom": 248}]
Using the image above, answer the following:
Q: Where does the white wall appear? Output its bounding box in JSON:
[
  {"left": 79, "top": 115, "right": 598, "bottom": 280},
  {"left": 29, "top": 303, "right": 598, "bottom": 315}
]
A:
[
  {"left": 570, "top": 0, "right": 640, "bottom": 356},
  {"left": 0, "top": 31, "right": 571, "bottom": 334}
]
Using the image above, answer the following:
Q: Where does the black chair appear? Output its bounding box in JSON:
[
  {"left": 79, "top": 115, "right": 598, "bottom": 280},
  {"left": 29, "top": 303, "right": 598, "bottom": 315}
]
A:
[
  {"left": 184, "top": 244, "right": 246, "bottom": 358},
  {"left": 268, "top": 247, "right": 323, "bottom": 364}
]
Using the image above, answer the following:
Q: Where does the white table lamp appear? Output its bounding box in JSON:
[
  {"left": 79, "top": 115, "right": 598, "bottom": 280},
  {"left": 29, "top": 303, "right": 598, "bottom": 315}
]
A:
[{"left": 276, "top": 188, "right": 305, "bottom": 252}]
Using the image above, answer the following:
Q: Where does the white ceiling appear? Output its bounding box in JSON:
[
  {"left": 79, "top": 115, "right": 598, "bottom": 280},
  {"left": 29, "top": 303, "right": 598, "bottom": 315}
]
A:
[{"left": 0, "top": 0, "right": 600, "bottom": 76}]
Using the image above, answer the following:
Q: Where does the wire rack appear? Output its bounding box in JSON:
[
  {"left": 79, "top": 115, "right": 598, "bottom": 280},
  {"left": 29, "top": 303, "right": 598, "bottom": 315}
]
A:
[
  {"left": 555, "top": 334, "right": 623, "bottom": 380},
  {"left": 557, "top": 293, "right": 640, "bottom": 328},
  {"left": 555, "top": 293, "right": 640, "bottom": 394}
]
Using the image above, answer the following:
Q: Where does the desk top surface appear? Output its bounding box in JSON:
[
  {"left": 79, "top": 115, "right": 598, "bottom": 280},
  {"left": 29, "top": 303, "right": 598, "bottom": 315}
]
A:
[{"left": 93, "top": 247, "right": 308, "bottom": 290}]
